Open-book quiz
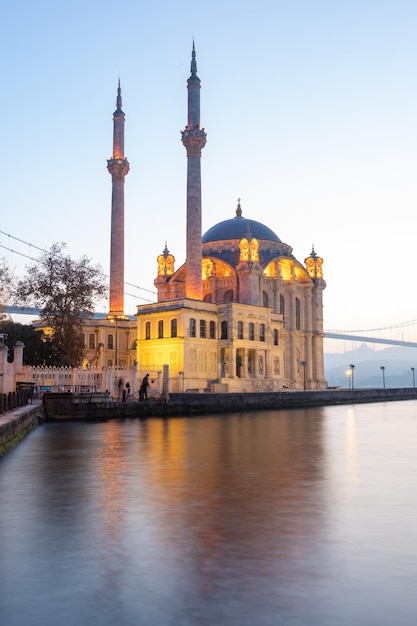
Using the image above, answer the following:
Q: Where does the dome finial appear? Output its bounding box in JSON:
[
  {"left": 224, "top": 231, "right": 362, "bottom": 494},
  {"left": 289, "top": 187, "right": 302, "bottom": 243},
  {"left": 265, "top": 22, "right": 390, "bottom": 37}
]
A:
[{"left": 236, "top": 198, "right": 242, "bottom": 218}]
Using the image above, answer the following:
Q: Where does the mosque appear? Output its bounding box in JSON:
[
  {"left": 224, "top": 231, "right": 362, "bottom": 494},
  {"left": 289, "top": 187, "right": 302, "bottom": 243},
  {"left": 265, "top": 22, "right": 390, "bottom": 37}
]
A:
[{"left": 82, "top": 45, "right": 327, "bottom": 392}]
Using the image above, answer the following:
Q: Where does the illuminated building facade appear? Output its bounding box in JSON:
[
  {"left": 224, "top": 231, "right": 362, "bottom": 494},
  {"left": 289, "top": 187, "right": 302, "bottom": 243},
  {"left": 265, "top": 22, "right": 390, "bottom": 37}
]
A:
[{"left": 135, "top": 47, "right": 327, "bottom": 391}]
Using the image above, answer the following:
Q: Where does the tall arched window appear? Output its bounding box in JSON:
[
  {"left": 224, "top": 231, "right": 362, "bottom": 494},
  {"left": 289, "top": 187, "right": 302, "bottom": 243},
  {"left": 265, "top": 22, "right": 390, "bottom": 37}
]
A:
[
  {"left": 295, "top": 298, "right": 301, "bottom": 330},
  {"left": 108, "top": 334, "right": 114, "bottom": 350},
  {"left": 89, "top": 333, "right": 95, "bottom": 349},
  {"left": 259, "top": 324, "right": 265, "bottom": 342},
  {"left": 279, "top": 294, "right": 285, "bottom": 315},
  {"left": 203, "top": 293, "right": 212, "bottom": 303},
  {"left": 273, "top": 329, "right": 279, "bottom": 345},
  {"left": 200, "top": 320, "right": 206, "bottom": 338},
  {"left": 220, "top": 320, "right": 228, "bottom": 339},
  {"left": 237, "top": 321, "right": 243, "bottom": 340},
  {"left": 249, "top": 322, "right": 255, "bottom": 341},
  {"left": 171, "top": 318, "right": 178, "bottom": 338},
  {"left": 209, "top": 321, "right": 216, "bottom": 339},
  {"left": 223, "top": 289, "right": 233, "bottom": 302},
  {"left": 158, "top": 320, "right": 164, "bottom": 338},
  {"left": 145, "top": 321, "right": 151, "bottom": 340},
  {"left": 190, "top": 318, "right": 196, "bottom": 338},
  {"left": 263, "top": 291, "right": 269, "bottom": 307}
]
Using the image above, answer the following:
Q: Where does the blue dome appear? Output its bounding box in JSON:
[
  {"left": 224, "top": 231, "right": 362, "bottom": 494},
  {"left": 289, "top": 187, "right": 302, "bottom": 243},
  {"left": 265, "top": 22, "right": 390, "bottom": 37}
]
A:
[{"left": 203, "top": 216, "right": 281, "bottom": 244}]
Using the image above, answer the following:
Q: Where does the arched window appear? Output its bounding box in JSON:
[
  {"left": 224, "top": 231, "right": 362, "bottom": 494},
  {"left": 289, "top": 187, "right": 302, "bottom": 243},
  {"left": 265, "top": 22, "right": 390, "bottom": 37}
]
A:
[
  {"left": 274, "top": 329, "right": 279, "bottom": 345},
  {"left": 200, "top": 320, "right": 206, "bottom": 338},
  {"left": 80, "top": 333, "right": 86, "bottom": 348},
  {"left": 108, "top": 334, "right": 114, "bottom": 350},
  {"left": 209, "top": 321, "right": 216, "bottom": 339},
  {"left": 296, "top": 298, "right": 301, "bottom": 330},
  {"left": 223, "top": 289, "right": 233, "bottom": 302},
  {"left": 203, "top": 293, "right": 212, "bottom": 303},
  {"left": 171, "top": 318, "right": 178, "bottom": 338},
  {"left": 259, "top": 324, "right": 265, "bottom": 342},
  {"left": 279, "top": 294, "right": 285, "bottom": 315},
  {"left": 249, "top": 322, "right": 255, "bottom": 341},
  {"left": 145, "top": 321, "right": 151, "bottom": 340},
  {"left": 237, "top": 321, "right": 243, "bottom": 340},
  {"left": 221, "top": 320, "right": 228, "bottom": 339},
  {"left": 263, "top": 291, "right": 269, "bottom": 307},
  {"left": 190, "top": 318, "right": 196, "bottom": 338},
  {"left": 158, "top": 320, "right": 164, "bottom": 338},
  {"left": 89, "top": 333, "right": 95, "bottom": 349}
]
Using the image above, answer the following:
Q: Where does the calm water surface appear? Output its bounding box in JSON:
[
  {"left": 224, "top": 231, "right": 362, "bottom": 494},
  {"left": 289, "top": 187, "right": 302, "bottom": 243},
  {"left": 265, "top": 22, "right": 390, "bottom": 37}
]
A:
[{"left": 1, "top": 401, "right": 417, "bottom": 625}]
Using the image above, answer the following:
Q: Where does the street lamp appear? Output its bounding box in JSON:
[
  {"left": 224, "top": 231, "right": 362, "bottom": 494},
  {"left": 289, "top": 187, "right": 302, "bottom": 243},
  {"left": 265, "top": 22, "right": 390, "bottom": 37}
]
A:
[
  {"left": 412, "top": 367, "right": 415, "bottom": 388},
  {"left": 349, "top": 364, "right": 355, "bottom": 390},
  {"left": 380, "top": 366, "right": 385, "bottom": 389},
  {"left": 300, "top": 360, "right": 306, "bottom": 391}
]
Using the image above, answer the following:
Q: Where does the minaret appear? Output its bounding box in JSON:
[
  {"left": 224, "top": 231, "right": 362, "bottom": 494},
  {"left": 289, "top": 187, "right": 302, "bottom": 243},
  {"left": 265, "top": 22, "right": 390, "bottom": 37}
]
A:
[
  {"left": 181, "top": 43, "right": 207, "bottom": 300},
  {"left": 107, "top": 80, "right": 129, "bottom": 319}
]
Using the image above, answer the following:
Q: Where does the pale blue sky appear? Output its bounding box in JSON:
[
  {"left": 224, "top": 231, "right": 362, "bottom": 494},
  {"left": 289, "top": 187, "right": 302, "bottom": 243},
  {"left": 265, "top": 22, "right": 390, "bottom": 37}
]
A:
[{"left": 1, "top": 1, "right": 417, "bottom": 348}]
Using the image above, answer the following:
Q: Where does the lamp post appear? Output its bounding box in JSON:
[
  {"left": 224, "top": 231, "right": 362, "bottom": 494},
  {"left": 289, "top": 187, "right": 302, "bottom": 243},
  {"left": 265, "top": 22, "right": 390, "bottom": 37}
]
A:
[
  {"left": 412, "top": 367, "right": 415, "bottom": 388},
  {"left": 349, "top": 364, "right": 355, "bottom": 390},
  {"left": 380, "top": 366, "right": 385, "bottom": 389},
  {"left": 300, "top": 360, "right": 306, "bottom": 391}
]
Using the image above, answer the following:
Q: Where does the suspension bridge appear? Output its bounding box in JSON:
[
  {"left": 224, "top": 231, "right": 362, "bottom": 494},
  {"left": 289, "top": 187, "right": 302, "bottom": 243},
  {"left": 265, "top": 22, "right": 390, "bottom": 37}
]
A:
[{"left": 2, "top": 229, "right": 417, "bottom": 349}]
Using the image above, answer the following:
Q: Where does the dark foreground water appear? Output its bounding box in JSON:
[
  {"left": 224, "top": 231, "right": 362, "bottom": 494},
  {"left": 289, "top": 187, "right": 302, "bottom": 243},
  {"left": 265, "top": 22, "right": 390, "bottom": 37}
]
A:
[{"left": 1, "top": 401, "right": 417, "bottom": 626}]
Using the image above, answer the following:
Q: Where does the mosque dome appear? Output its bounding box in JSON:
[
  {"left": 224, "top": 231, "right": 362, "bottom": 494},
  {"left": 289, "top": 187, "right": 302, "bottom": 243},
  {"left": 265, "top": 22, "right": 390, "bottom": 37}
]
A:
[{"left": 203, "top": 203, "right": 281, "bottom": 244}]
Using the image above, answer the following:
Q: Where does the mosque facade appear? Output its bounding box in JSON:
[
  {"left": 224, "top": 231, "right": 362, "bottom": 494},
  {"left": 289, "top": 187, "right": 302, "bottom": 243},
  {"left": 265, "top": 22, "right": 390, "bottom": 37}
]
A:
[{"left": 83, "top": 46, "right": 327, "bottom": 392}]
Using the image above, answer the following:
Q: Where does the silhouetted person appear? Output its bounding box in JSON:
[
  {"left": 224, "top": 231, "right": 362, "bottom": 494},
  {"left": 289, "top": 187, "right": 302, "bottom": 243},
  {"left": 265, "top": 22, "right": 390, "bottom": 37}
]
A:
[{"left": 140, "top": 374, "right": 150, "bottom": 401}]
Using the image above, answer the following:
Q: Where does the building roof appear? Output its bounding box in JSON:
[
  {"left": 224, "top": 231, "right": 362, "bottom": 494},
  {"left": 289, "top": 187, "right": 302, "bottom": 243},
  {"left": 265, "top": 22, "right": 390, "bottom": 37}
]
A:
[{"left": 203, "top": 215, "right": 281, "bottom": 244}]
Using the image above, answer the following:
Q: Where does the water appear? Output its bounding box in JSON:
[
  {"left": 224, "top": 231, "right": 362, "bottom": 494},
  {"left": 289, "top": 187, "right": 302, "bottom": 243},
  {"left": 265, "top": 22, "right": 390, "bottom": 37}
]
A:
[{"left": 1, "top": 401, "right": 417, "bottom": 625}]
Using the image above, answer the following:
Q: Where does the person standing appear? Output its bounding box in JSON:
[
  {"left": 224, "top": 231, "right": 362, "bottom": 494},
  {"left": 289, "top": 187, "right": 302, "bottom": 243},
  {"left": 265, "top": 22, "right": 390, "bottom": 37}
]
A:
[{"left": 140, "top": 374, "right": 150, "bottom": 401}]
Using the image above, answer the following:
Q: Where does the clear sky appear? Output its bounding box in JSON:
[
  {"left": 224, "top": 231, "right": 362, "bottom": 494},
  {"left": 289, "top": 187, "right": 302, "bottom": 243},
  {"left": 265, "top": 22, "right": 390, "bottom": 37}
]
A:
[{"left": 1, "top": 0, "right": 417, "bottom": 349}]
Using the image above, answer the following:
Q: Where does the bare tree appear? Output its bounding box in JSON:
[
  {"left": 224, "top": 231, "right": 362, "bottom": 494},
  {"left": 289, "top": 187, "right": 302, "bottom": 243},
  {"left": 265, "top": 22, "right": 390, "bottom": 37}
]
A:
[
  {"left": 16, "top": 243, "right": 107, "bottom": 366},
  {"left": 0, "top": 258, "right": 13, "bottom": 322}
]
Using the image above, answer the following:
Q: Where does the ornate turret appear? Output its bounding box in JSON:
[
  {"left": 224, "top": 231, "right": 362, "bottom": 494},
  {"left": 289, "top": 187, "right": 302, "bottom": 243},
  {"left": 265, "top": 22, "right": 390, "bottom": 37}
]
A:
[
  {"left": 181, "top": 43, "right": 207, "bottom": 300},
  {"left": 305, "top": 245, "right": 324, "bottom": 283},
  {"left": 107, "top": 80, "right": 130, "bottom": 319}
]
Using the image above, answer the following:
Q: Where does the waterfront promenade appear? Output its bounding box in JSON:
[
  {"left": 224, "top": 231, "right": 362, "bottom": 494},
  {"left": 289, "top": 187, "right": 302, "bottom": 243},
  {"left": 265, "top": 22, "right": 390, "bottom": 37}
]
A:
[{"left": 2, "top": 388, "right": 417, "bottom": 450}]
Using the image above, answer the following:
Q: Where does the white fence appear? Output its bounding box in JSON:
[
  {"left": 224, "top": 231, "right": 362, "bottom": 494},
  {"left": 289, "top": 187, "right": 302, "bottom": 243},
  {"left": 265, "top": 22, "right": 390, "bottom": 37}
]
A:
[{"left": 26, "top": 365, "right": 172, "bottom": 399}]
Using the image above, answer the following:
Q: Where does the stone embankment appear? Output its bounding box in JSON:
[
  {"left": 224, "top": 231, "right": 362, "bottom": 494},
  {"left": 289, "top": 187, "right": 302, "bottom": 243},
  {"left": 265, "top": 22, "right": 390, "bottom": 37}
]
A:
[
  {"left": 0, "top": 401, "right": 43, "bottom": 455},
  {"left": 2, "top": 389, "right": 417, "bottom": 450},
  {"left": 42, "top": 388, "right": 417, "bottom": 420}
]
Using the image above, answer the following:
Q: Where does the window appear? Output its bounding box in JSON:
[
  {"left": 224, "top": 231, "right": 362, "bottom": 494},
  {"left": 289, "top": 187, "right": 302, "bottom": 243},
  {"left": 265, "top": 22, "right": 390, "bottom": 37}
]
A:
[
  {"left": 279, "top": 294, "right": 285, "bottom": 315},
  {"left": 237, "top": 321, "right": 243, "bottom": 340},
  {"left": 273, "top": 329, "right": 279, "bottom": 345},
  {"left": 171, "top": 318, "right": 178, "bottom": 338},
  {"left": 296, "top": 298, "right": 301, "bottom": 330},
  {"left": 200, "top": 319, "right": 206, "bottom": 338},
  {"left": 263, "top": 291, "right": 269, "bottom": 307},
  {"left": 145, "top": 321, "right": 151, "bottom": 340},
  {"left": 108, "top": 334, "right": 114, "bottom": 350},
  {"left": 209, "top": 321, "right": 216, "bottom": 339},
  {"left": 80, "top": 333, "right": 86, "bottom": 348},
  {"left": 89, "top": 333, "right": 95, "bottom": 349},
  {"left": 190, "top": 318, "right": 196, "bottom": 338},
  {"left": 223, "top": 289, "right": 233, "bottom": 302},
  {"left": 158, "top": 320, "right": 164, "bottom": 338},
  {"left": 249, "top": 322, "right": 255, "bottom": 341},
  {"left": 260, "top": 323, "right": 265, "bottom": 342},
  {"left": 221, "top": 320, "right": 228, "bottom": 339},
  {"left": 203, "top": 293, "right": 212, "bottom": 303}
]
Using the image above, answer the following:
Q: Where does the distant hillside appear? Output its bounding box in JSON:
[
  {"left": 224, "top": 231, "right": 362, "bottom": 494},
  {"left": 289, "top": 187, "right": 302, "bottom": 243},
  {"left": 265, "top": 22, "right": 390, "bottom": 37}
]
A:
[{"left": 325, "top": 344, "right": 417, "bottom": 388}]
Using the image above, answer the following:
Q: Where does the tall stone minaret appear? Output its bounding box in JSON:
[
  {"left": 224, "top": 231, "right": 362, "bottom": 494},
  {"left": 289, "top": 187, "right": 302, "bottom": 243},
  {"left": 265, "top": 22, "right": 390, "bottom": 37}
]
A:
[
  {"left": 107, "top": 80, "right": 129, "bottom": 319},
  {"left": 181, "top": 43, "right": 207, "bottom": 300}
]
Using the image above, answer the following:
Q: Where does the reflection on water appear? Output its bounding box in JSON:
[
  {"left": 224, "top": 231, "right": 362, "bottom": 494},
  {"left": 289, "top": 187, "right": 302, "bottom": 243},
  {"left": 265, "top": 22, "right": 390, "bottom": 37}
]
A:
[{"left": 1, "top": 402, "right": 417, "bottom": 625}]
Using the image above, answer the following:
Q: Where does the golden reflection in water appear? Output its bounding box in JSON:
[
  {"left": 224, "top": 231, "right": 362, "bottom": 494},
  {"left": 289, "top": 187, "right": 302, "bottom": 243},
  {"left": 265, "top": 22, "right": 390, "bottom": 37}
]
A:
[{"left": 133, "top": 411, "right": 326, "bottom": 586}]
